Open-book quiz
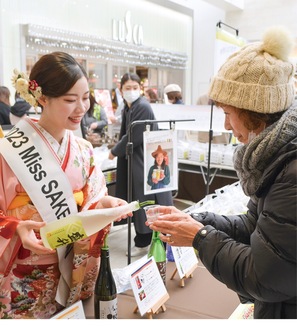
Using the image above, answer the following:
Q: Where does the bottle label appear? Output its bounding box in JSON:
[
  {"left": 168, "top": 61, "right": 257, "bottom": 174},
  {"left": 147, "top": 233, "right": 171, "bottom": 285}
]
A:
[
  {"left": 156, "top": 261, "right": 166, "bottom": 285},
  {"left": 99, "top": 299, "right": 118, "bottom": 319},
  {"left": 45, "top": 219, "right": 87, "bottom": 249}
]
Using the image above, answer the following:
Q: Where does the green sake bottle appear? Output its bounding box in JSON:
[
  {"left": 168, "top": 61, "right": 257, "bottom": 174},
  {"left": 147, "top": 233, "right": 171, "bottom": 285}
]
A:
[{"left": 148, "top": 230, "right": 166, "bottom": 286}]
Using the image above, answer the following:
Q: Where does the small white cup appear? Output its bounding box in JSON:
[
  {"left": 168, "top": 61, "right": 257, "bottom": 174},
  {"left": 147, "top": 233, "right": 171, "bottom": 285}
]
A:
[{"left": 144, "top": 204, "right": 160, "bottom": 223}]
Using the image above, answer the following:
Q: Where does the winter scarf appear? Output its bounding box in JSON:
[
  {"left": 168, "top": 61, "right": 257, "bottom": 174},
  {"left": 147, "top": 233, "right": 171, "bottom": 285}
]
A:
[{"left": 233, "top": 102, "right": 297, "bottom": 197}]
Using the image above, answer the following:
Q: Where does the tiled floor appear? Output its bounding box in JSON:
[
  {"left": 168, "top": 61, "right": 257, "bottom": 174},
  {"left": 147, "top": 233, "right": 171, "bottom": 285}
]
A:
[{"left": 108, "top": 198, "right": 195, "bottom": 270}]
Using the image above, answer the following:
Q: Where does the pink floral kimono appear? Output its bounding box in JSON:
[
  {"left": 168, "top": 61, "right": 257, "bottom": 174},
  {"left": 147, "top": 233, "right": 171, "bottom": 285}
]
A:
[{"left": 0, "top": 121, "right": 109, "bottom": 319}]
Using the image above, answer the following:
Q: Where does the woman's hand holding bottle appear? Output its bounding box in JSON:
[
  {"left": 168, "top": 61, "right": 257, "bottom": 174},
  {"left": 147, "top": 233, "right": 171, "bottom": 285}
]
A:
[
  {"left": 96, "top": 195, "right": 133, "bottom": 221},
  {"left": 16, "top": 220, "right": 56, "bottom": 255}
]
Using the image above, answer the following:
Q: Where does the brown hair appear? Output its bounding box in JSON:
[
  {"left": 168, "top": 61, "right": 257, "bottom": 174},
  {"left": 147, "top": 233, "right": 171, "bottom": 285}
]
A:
[
  {"left": 236, "top": 108, "right": 285, "bottom": 130},
  {"left": 30, "top": 52, "right": 88, "bottom": 101},
  {"left": 0, "top": 86, "right": 10, "bottom": 104},
  {"left": 86, "top": 93, "right": 98, "bottom": 117},
  {"left": 216, "top": 102, "right": 285, "bottom": 130},
  {"left": 145, "top": 89, "right": 158, "bottom": 103},
  {"left": 167, "top": 91, "right": 182, "bottom": 103}
]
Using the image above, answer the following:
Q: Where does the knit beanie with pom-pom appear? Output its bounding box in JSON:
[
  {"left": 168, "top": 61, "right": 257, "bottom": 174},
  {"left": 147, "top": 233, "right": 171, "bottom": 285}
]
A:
[{"left": 208, "top": 26, "right": 296, "bottom": 113}]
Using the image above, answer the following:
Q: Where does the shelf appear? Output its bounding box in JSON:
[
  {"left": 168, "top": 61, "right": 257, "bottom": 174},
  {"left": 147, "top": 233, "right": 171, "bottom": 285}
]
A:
[{"left": 178, "top": 159, "right": 238, "bottom": 185}]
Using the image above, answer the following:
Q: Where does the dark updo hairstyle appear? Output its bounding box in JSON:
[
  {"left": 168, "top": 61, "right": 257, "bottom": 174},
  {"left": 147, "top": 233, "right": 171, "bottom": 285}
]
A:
[
  {"left": 30, "top": 52, "right": 88, "bottom": 107},
  {"left": 120, "top": 73, "right": 141, "bottom": 89}
]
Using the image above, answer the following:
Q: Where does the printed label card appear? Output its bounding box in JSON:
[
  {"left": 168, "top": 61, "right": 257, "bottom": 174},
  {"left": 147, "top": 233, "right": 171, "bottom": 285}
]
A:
[
  {"left": 129, "top": 256, "right": 169, "bottom": 316},
  {"left": 171, "top": 246, "right": 198, "bottom": 279},
  {"left": 51, "top": 300, "right": 86, "bottom": 319}
]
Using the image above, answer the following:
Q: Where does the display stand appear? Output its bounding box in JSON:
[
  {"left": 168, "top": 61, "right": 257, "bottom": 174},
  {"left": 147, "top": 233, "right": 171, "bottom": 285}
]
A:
[
  {"left": 126, "top": 118, "right": 194, "bottom": 264},
  {"left": 133, "top": 293, "right": 169, "bottom": 319},
  {"left": 205, "top": 101, "right": 214, "bottom": 195},
  {"left": 170, "top": 263, "right": 198, "bottom": 287}
]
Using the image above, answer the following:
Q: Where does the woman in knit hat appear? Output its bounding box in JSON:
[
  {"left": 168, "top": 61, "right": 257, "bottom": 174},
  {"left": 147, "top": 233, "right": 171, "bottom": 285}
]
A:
[{"left": 147, "top": 26, "right": 297, "bottom": 319}]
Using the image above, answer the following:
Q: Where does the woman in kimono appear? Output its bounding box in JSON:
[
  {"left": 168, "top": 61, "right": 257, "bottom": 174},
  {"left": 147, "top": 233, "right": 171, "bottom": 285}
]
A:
[{"left": 0, "top": 52, "right": 129, "bottom": 319}]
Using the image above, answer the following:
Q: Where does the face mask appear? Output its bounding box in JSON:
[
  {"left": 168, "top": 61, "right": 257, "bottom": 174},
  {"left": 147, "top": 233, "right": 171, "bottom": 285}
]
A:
[{"left": 123, "top": 90, "right": 140, "bottom": 104}]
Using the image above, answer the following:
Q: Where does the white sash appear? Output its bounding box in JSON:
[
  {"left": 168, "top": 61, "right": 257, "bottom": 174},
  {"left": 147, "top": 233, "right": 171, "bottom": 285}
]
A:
[{"left": 0, "top": 117, "right": 78, "bottom": 306}]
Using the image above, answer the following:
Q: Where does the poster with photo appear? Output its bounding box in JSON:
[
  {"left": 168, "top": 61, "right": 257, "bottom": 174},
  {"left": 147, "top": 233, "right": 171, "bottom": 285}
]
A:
[
  {"left": 94, "top": 89, "right": 115, "bottom": 124},
  {"left": 143, "top": 129, "right": 178, "bottom": 195}
]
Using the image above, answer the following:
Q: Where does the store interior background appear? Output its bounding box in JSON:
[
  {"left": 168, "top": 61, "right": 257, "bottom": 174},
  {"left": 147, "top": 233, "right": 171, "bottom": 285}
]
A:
[
  {"left": 0, "top": 0, "right": 296, "bottom": 105},
  {"left": 1, "top": 0, "right": 296, "bottom": 319}
]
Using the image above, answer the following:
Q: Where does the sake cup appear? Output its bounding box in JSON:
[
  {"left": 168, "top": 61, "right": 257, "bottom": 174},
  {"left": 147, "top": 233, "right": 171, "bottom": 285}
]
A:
[{"left": 144, "top": 204, "right": 160, "bottom": 223}]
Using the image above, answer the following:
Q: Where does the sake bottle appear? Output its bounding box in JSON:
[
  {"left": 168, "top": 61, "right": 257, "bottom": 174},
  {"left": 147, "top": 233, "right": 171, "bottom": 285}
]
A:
[
  {"left": 148, "top": 231, "right": 166, "bottom": 286},
  {"left": 40, "top": 200, "right": 139, "bottom": 249},
  {"left": 94, "top": 234, "right": 117, "bottom": 319},
  {"left": 166, "top": 244, "right": 175, "bottom": 262}
]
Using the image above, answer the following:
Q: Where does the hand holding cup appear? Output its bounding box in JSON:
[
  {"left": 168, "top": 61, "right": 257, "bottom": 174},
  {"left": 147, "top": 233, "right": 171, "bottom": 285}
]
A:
[{"left": 144, "top": 205, "right": 161, "bottom": 224}]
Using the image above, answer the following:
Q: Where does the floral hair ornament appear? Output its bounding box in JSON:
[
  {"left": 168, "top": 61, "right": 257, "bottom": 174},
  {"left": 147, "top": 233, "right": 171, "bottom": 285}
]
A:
[{"left": 11, "top": 69, "right": 42, "bottom": 108}]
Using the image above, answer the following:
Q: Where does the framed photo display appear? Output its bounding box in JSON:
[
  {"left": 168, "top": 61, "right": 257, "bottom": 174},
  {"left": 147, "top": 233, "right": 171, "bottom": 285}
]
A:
[{"left": 143, "top": 129, "right": 178, "bottom": 195}]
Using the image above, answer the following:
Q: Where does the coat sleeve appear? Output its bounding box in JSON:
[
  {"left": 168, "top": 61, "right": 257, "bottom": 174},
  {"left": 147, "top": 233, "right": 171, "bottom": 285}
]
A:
[
  {"left": 0, "top": 212, "right": 21, "bottom": 276},
  {"left": 192, "top": 164, "right": 297, "bottom": 303},
  {"left": 191, "top": 199, "right": 257, "bottom": 244}
]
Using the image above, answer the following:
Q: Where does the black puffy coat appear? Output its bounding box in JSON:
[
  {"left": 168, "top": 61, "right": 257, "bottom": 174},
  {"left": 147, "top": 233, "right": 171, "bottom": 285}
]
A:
[{"left": 192, "top": 137, "right": 297, "bottom": 319}]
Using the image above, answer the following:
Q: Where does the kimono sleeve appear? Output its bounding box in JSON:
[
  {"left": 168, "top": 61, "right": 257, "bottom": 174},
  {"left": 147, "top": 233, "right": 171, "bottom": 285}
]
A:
[{"left": 0, "top": 212, "right": 21, "bottom": 275}]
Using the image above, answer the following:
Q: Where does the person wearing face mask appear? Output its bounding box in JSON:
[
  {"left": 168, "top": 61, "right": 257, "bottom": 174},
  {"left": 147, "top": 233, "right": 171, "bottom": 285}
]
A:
[
  {"left": 109, "top": 73, "right": 173, "bottom": 257},
  {"left": 164, "top": 83, "right": 184, "bottom": 105}
]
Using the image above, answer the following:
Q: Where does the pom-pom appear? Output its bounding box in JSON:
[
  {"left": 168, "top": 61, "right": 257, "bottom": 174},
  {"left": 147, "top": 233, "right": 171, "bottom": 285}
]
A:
[{"left": 261, "top": 26, "right": 295, "bottom": 61}]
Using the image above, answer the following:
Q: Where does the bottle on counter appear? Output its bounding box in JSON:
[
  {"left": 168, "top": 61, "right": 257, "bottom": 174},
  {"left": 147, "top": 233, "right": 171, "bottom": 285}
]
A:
[
  {"left": 94, "top": 234, "right": 118, "bottom": 319},
  {"left": 148, "top": 230, "right": 166, "bottom": 286},
  {"left": 166, "top": 244, "right": 175, "bottom": 262},
  {"left": 40, "top": 200, "right": 140, "bottom": 249}
]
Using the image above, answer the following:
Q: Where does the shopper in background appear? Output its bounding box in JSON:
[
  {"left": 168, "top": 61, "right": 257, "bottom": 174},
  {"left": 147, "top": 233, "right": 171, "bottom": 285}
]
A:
[
  {"left": 0, "top": 86, "right": 11, "bottom": 125},
  {"left": 82, "top": 92, "right": 108, "bottom": 135},
  {"left": 144, "top": 88, "right": 158, "bottom": 103},
  {"left": 111, "top": 88, "right": 118, "bottom": 112},
  {"left": 0, "top": 51, "right": 130, "bottom": 319},
  {"left": 147, "top": 26, "right": 297, "bottom": 319},
  {"left": 9, "top": 92, "right": 33, "bottom": 125},
  {"left": 164, "top": 83, "right": 184, "bottom": 104},
  {"left": 109, "top": 73, "right": 173, "bottom": 257}
]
